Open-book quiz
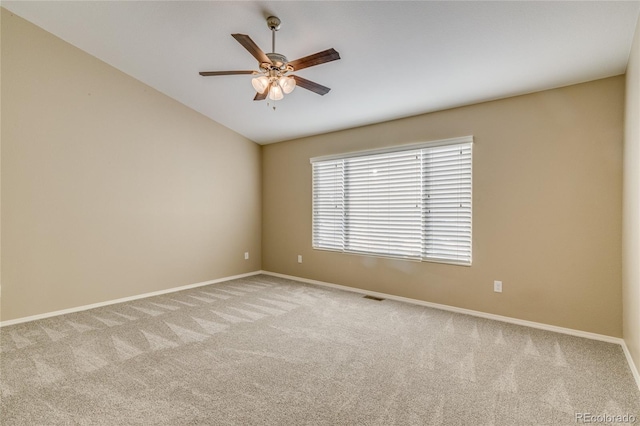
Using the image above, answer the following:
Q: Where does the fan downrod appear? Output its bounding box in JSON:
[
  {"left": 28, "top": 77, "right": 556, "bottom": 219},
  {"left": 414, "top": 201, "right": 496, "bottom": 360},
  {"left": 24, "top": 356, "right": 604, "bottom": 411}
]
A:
[{"left": 264, "top": 16, "right": 287, "bottom": 68}]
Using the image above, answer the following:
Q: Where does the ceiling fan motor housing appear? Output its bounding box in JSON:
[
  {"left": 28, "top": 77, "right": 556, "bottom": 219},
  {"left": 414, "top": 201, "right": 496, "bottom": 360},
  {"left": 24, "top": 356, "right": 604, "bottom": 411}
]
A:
[{"left": 265, "top": 52, "right": 288, "bottom": 69}]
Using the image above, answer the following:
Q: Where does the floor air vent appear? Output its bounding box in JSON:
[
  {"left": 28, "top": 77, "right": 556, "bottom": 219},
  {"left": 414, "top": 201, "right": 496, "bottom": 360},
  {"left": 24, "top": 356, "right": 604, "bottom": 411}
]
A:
[{"left": 363, "top": 295, "right": 385, "bottom": 301}]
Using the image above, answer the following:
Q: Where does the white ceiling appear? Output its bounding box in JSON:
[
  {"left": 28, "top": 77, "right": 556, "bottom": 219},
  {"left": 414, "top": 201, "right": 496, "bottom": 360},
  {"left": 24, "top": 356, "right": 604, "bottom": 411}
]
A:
[{"left": 3, "top": 1, "right": 640, "bottom": 144}]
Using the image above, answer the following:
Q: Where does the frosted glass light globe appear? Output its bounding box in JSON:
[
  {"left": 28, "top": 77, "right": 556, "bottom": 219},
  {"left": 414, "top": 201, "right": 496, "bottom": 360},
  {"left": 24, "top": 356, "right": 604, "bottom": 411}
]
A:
[
  {"left": 251, "top": 76, "right": 269, "bottom": 93},
  {"left": 269, "top": 84, "right": 284, "bottom": 101},
  {"left": 278, "top": 76, "right": 296, "bottom": 94}
]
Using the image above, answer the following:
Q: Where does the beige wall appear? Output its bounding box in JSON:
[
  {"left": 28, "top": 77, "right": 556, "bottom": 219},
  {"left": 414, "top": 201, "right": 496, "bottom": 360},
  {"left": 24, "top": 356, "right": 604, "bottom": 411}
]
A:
[
  {"left": 0, "top": 10, "right": 261, "bottom": 321},
  {"left": 263, "top": 76, "right": 625, "bottom": 337},
  {"left": 624, "top": 14, "right": 640, "bottom": 370}
]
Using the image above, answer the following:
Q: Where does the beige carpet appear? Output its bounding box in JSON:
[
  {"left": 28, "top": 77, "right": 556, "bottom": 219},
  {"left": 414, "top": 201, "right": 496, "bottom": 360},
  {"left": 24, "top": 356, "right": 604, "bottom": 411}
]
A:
[{"left": 1, "top": 274, "right": 638, "bottom": 425}]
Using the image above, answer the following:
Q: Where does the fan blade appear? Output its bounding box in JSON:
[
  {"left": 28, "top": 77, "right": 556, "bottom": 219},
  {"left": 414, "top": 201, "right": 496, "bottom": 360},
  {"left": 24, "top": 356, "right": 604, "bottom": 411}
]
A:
[
  {"left": 254, "top": 90, "right": 268, "bottom": 101},
  {"left": 288, "top": 48, "right": 340, "bottom": 71},
  {"left": 292, "top": 75, "right": 331, "bottom": 96},
  {"left": 199, "top": 71, "right": 255, "bottom": 76},
  {"left": 232, "top": 34, "right": 271, "bottom": 65}
]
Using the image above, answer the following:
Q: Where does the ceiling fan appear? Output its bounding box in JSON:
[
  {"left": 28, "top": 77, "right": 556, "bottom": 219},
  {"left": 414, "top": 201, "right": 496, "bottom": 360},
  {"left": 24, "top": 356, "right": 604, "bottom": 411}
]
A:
[{"left": 199, "top": 16, "right": 340, "bottom": 102}]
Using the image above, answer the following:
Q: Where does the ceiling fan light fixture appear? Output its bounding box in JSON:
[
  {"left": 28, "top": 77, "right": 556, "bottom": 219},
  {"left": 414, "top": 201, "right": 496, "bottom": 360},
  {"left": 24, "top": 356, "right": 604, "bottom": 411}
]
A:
[
  {"left": 199, "top": 16, "right": 340, "bottom": 103},
  {"left": 269, "top": 83, "right": 284, "bottom": 101},
  {"left": 251, "top": 76, "right": 269, "bottom": 93},
  {"left": 278, "top": 76, "right": 296, "bottom": 94}
]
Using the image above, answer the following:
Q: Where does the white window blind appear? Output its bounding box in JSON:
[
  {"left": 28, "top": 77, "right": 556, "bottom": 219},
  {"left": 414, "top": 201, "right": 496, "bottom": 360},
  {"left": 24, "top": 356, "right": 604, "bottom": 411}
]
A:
[
  {"left": 312, "top": 159, "right": 344, "bottom": 251},
  {"left": 312, "top": 136, "right": 472, "bottom": 266},
  {"left": 422, "top": 143, "right": 472, "bottom": 264},
  {"left": 344, "top": 150, "right": 422, "bottom": 259}
]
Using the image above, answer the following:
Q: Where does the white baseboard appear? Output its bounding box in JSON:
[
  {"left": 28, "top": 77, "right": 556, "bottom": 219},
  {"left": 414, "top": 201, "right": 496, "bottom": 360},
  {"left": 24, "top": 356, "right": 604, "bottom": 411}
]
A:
[
  {"left": 0, "top": 270, "right": 262, "bottom": 327},
  {"left": 261, "top": 271, "right": 640, "bottom": 390},
  {"left": 621, "top": 341, "right": 640, "bottom": 392}
]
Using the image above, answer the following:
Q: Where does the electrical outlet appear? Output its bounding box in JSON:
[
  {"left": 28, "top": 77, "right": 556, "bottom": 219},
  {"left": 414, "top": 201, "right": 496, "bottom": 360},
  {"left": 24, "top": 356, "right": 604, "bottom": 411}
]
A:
[
  {"left": 494, "top": 280, "right": 502, "bottom": 293},
  {"left": 244, "top": 252, "right": 249, "bottom": 260},
  {"left": 297, "top": 255, "right": 302, "bottom": 263}
]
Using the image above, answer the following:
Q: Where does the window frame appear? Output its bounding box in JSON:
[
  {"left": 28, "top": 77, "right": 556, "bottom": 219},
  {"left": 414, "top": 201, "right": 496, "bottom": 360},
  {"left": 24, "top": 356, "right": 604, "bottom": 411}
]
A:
[{"left": 311, "top": 135, "right": 473, "bottom": 266}]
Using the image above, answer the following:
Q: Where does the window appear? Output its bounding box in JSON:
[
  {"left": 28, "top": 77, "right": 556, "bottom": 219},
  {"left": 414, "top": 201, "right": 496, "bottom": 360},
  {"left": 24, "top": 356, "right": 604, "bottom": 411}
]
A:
[{"left": 311, "top": 136, "right": 472, "bottom": 265}]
